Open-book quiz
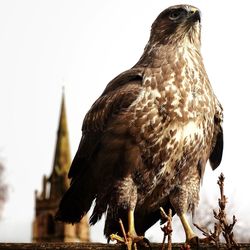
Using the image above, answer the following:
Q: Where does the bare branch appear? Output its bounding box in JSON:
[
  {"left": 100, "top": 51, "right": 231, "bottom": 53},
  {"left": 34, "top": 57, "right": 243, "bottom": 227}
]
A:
[
  {"left": 194, "top": 173, "right": 238, "bottom": 248},
  {"left": 0, "top": 161, "right": 8, "bottom": 219},
  {"left": 160, "top": 207, "right": 173, "bottom": 250}
]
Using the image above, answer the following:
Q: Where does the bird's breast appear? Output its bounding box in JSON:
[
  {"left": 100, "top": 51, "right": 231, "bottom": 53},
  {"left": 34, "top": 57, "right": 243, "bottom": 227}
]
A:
[{"left": 128, "top": 56, "right": 215, "bottom": 175}]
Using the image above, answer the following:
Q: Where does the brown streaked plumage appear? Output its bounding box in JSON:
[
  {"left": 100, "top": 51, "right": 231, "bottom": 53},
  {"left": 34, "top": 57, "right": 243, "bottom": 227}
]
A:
[{"left": 56, "top": 4, "right": 223, "bottom": 244}]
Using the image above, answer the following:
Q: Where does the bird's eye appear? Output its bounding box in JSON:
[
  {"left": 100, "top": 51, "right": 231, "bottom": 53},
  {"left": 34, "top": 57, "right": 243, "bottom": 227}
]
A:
[{"left": 169, "top": 9, "right": 184, "bottom": 21}]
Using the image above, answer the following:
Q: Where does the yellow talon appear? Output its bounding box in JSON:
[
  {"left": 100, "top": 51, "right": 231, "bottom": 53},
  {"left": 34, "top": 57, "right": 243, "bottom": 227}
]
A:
[{"left": 110, "top": 233, "right": 125, "bottom": 243}]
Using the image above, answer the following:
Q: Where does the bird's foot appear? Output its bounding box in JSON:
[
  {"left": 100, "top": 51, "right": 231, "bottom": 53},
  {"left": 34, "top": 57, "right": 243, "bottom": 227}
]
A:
[
  {"left": 187, "top": 235, "right": 199, "bottom": 245},
  {"left": 180, "top": 236, "right": 199, "bottom": 250},
  {"left": 110, "top": 233, "right": 151, "bottom": 250}
]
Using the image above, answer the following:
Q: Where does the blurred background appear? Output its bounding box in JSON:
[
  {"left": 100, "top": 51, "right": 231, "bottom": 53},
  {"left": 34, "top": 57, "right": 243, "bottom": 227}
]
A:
[{"left": 0, "top": 0, "right": 250, "bottom": 243}]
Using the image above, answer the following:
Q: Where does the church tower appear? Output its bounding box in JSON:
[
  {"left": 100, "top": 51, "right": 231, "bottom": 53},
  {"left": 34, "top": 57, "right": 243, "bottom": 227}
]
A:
[{"left": 32, "top": 91, "right": 90, "bottom": 242}]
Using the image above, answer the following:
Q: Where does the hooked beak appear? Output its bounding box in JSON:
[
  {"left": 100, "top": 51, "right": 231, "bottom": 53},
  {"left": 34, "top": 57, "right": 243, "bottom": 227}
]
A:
[{"left": 187, "top": 6, "right": 201, "bottom": 22}]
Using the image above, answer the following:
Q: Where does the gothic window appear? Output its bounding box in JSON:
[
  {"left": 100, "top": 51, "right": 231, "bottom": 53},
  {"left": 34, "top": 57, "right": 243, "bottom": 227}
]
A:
[{"left": 47, "top": 214, "right": 55, "bottom": 235}]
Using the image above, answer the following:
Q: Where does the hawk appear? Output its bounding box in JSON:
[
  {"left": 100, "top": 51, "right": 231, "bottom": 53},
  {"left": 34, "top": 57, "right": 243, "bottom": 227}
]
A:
[{"left": 56, "top": 4, "right": 223, "bottom": 246}]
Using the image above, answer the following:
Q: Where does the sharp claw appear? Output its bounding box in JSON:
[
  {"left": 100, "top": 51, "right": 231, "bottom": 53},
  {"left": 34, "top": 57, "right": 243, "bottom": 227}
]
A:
[
  {"left": 142, "top": 237, "right": 152, "bottom": 249},
  {"left": 109, "top": 233, "right": 125, "bottom": 243},
  {"left": 188, "top": 236, "right": 200, "bottom": 246}
]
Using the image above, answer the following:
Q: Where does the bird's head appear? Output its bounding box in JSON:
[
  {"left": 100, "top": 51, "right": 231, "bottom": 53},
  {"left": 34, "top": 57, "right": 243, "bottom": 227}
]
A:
[{"left": 149, "top": 5, "right": 201, "bottom": 47}]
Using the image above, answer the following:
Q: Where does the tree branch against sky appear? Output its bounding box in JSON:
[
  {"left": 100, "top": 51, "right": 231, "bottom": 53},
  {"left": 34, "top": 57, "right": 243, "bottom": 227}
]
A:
[{"left": 0, "top": 161, "right": 7, "bottom": 219}]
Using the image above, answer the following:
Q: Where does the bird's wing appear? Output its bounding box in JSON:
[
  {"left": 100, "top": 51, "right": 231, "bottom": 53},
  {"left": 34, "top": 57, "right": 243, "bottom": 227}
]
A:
[
  {"left": 209, "top": 99, "right": 223, "bottom": 170},
  {"left": 68, "top": 68, "right": 144, "bottom": 179}
]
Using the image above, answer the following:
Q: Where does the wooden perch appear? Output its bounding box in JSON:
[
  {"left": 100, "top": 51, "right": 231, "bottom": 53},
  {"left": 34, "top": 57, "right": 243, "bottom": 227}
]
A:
[{"left": 0, "top": 243, "right": 250, "bottom": 250}]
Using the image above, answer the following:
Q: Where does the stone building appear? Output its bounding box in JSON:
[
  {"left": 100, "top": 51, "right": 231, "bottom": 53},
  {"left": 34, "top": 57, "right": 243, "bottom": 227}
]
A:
[{"left": 32, "top": 92, "right": 90, "bottom": 242}]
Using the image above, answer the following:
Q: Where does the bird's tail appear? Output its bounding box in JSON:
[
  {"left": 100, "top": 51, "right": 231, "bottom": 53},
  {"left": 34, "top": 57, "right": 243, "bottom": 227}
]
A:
[{"left": 55, "top": 172, "right": 95, "bottom": 223}]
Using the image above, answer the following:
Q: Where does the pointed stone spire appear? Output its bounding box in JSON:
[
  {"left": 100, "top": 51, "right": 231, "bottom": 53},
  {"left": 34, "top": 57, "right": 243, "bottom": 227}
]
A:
[
  {"left": 49, "top": 88, "right": 71, "bottom": 198},
  {"left": 54, "top": 88, "right": 70, "bottom": 172}
]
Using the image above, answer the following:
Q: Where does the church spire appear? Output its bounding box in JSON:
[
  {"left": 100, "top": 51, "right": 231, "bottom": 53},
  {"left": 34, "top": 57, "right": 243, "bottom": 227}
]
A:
[
  {"left": 54, "top": 88, "right": 70, "bottom": 174},
  {"left": 49, "top": 89, "right": 71, "bottom": 198}
]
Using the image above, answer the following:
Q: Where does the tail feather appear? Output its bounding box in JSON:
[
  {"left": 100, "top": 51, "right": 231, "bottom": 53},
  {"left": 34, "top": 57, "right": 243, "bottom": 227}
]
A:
[{"left": 55, "top": 174, "right": 95, "bottom": 223}]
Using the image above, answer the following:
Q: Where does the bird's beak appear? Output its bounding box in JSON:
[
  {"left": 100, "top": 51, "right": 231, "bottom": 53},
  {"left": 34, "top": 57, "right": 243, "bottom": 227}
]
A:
[
  {"left": 189, "top": 7, "right": 199, "bottom": 15},
  {"left": 187, "top": 6, "right": 201, "bottom": 22}
]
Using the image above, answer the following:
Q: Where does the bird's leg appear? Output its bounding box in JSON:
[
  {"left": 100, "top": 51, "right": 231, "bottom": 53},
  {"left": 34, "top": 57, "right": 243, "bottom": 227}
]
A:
[
  {"left": 179, "top": 213, "right": 198, "bottom": 243},
  {"left": 127, "top": 209, "right": 145, "bottom": 250},
  {"left": 127, "top": 209, "right": 137, "bottom": 238}
]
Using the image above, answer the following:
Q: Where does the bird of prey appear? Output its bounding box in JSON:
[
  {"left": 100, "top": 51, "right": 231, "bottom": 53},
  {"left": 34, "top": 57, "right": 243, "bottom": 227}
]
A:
[{"left": 56, "top": 4, "right": 223, "bottom": 247}]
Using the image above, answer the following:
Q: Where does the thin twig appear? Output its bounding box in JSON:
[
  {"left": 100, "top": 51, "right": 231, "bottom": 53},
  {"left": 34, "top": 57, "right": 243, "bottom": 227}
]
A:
[
  {"left": 216, "top": 173, "right": 238, "bottom": 249},
  {"left": 119, "top": 218, "right": 128, "bottom": 243},
  {"left": 161, "top": 234, "right": 167, "bottom": 250},
  {"left": 167, "top": 209, "right": 172, "bottom": 250},
  {"left": 160, "top": 207, "right": 168, "bottom": 250},
  {"left": 160, "top": 207, "right": 172, "bottom": 250}
]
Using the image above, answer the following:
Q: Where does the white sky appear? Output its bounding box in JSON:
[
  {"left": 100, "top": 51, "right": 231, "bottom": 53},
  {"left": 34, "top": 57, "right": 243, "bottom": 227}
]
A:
[{"left": 0, "top": 0, "right": 250, "bottom": 243}]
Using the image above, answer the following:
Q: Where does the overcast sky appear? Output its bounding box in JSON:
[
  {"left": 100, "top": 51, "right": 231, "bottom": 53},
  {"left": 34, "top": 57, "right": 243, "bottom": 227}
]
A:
[{"left": 0, "top": 0, "right": 250, "bottom": 243}]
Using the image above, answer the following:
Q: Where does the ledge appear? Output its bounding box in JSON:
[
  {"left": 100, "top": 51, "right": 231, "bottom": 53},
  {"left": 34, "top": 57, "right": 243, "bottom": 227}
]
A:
[{"left": 0, "top": 243, "right": 249, "bottom": 250}]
